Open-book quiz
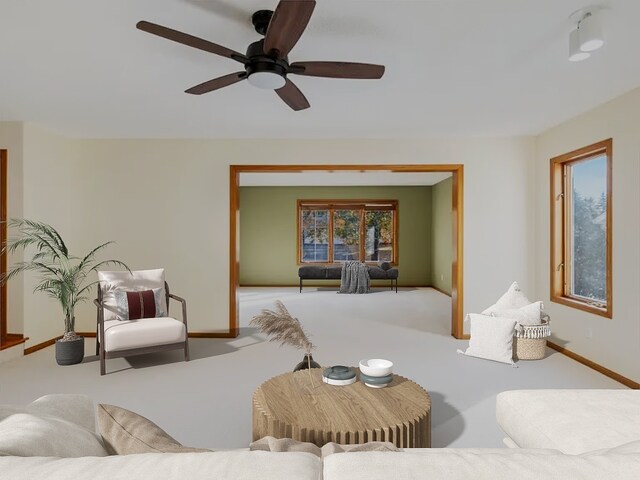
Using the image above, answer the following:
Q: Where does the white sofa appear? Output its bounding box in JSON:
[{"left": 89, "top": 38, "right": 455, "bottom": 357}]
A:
[{"left": 1, "top": 391, "right": 639, "bottom": 480}]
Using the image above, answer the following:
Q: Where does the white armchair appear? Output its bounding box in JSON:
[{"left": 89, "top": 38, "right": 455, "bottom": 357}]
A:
[{"left": 94, "top": 269, "right": 189, "bottom": 375}]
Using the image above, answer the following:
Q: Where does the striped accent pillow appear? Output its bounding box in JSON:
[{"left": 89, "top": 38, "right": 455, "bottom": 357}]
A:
[{"left": 115, "top": 288, "right": 165, "bottom": 320}]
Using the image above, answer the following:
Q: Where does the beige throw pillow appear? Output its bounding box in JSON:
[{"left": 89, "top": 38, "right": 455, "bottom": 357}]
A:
[
  {"left": 0, "top": 394, "right": 108, "bottom": 457},
  {"left": 97, "top": 404, "right": 210, "bottom": 455}
]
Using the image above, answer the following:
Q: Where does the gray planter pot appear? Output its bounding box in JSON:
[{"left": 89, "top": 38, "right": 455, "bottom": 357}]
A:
[{"left": 55, "top": 337, "right": 84, "bottom": 365}]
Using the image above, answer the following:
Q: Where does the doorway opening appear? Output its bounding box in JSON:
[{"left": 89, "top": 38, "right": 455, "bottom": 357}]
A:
[{"left": 229, "top": 164, "right": 464, "bottom": 339}]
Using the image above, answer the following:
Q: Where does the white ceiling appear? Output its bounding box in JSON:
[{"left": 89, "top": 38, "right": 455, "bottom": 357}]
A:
[
  {"left": 240, "top": 171, "right": 452, "bottom": 186},
  {"left": 1, "top": 0, "right": 639, "bottom": 138}
]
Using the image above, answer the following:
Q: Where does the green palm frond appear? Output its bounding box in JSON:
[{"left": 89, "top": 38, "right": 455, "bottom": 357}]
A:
[{"left": 1, "top": 218, "right": 129, "bottom": 335}]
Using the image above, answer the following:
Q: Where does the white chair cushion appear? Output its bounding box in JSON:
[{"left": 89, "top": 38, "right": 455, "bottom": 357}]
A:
[
  {"left": 102, "top": 318, "right": 186, "bottom": 352},
  {"left": 98, "top": 269, "right": 167, "bottom": 321}
]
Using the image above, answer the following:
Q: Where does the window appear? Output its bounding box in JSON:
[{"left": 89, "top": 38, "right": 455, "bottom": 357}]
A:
[
  {"left": 550, "top": 139, "right": 612, "bottom": 318},
  {"left": 298, "top": 200, "right": 397, "bottom": 264}
]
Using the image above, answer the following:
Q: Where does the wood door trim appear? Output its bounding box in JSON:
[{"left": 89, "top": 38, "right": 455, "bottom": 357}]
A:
[
  {"left": 0, "top": 150, "right": 7, "bottom": 343},
  {"left": 230, "top": 164, "right": 465, "bottom": 339}
]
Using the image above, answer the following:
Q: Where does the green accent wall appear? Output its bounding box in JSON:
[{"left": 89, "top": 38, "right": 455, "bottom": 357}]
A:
[
  {"left": 430, "top": 177, "right": 453, "bottom": 294},
  {"left": 239, "top": 186, "right": 433, "bottom": 286}
]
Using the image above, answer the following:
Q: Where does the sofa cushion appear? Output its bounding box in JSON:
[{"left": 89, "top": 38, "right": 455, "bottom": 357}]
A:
[
  {"left": 0, "top": 395, "right": 108, "bottom": 457},
  {"left": 98, "top": 269, "right": 167, "bottom": 321},
  {"left": 367, "top": 266, "right": 398, "bottom": 279},
  {"left": 102, "top": 317, "right": 186, "bottom": 352},
  {"left": 496, "top": 389, "right": 640, "bottom": 454},
  {"left": 0, "top": 450, "right": 323, "bottom": 480},
  {"left": 323, "top": 449, "right": 640, "bottom": 480},
  {"left": 384, "top": 268, "right": 399, "bottom": 279},
  {"left": 97, "top": 404, "right": 209, "bottom": 455},
  {"left": 297, "top": 266, "right": 327, "bottom": 279},
  {"left": 325, "top": 266, "right": 342, "bottom": 278}
]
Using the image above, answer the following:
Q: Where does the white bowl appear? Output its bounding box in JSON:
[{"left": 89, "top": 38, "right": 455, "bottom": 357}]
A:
[
  {"left": 322, "top": 376, "right": 357, "bottom": 386},
  {"left": 359, "top": 359, "right": 393, "bottom": 377},
  {"left": 364, "top": 382, "right": 391, "bottom": 389}
]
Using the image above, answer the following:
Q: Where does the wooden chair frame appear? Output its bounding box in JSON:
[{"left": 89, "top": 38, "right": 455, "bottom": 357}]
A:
[{"left": 94, "top": 281, "right": 189, "bottom": 375}]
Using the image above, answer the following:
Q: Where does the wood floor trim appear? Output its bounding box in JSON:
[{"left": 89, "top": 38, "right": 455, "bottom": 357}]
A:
[
  {"left": 24, "top": 331, "right": 239, "bottom": 354},
  {"left": 0, "top": 334, "right": 27, "bottom": 351},
  {"left": 547, "top": 341, "right": 639, "bottom": 389},
  {"left": 24, "top": 336, "right": 62, "bottom": 355}
]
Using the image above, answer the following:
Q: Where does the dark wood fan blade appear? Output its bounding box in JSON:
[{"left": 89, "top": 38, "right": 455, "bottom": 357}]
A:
[
  {"left": 275, "top": 79, "right": 310, "bottom": 111},
  {"left": 290, "top": 61, "right": 385, "bottom": 79},
  {"left": 185, "top": 72, "right": 247, "bottom": 95},
  {"left": 264, "top": 0, "right": 316, "bottom": 57},
  {"left": 137, "top": 21, "right": 248, "bottom": 64}
]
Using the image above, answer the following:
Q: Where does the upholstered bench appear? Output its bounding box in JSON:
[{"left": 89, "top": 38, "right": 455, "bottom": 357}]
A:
[{"left": 298, "top": 265, "right": 399, "bottom": 292}]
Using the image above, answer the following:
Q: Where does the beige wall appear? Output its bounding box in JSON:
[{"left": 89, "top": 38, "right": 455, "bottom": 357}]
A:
[
  {"left": 239, "top": 186, "right": 433, "bottom": 286},
  {"left": 6, "top": 135, "right": 535, "bottom": 343},
  {"left": 21, "top": 123, "right": 81, "bottom": 346},
  {"left": 430, "top": 177, "right": 453, "bottom": 294},
  {"left": 534, "top": 87, "right": 640, "bottom": 382}
]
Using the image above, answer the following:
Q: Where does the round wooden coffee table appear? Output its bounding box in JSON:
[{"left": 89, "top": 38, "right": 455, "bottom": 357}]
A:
[{"left": 252, "top": 368, "right": 431, "bottom": 448}]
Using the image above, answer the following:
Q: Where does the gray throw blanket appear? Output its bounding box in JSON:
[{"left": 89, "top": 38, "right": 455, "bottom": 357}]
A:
[{"left": 339, "top": 261, "right": 370, "bottom": 294}]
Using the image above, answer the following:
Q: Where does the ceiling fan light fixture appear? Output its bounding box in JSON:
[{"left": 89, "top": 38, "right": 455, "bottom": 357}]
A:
[
  {"left": 569, "top": 28, "right": 591, "bottom": 62},
  {"left": 247, "top": 71, "right": 287, "bottom": 90}
]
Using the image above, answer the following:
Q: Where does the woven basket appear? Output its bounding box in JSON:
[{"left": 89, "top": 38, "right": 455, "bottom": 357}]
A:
[
  {"left": 513, "top": 337, "right": 547, "bottom": 360},
  {"left": 513, "top": 318, "right": 550, "bottom": 361}
]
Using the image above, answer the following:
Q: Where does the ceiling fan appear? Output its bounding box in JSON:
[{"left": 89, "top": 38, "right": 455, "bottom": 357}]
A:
[{"left": 136, "top": 0, "right": 385, "bottom": 111}]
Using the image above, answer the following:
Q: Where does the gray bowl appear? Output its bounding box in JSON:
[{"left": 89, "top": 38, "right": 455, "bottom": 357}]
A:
[
  {"left": 359, "top": 372, "right": 393, "bottom": 384},
  {"left": 324, "top": 366, "right": 356, "bottom": 381}
]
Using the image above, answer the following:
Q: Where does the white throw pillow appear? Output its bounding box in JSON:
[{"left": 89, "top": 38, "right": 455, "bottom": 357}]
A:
[
  {"left": 482, "top": 281, "right": 531, "bottom": 315},
  {"left": 490, "top": 301, "right": 544, "bottom": 326},
  {"left": 98, "top": 269, "right": 167, "bottom": 321},
  {"left": 0, "top": 394, "right": 108, "bottom": 457},
  {"left": 460, "top": 314, "right": 517, "bottom": 365}
]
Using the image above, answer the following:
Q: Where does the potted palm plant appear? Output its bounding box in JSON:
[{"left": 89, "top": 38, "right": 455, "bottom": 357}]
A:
[{"left": 1, "top": 219, "right": 130, "bottom": 365}]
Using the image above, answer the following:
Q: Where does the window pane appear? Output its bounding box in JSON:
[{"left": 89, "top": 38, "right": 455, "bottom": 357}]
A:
[
  {"left": 301, "top": 210, "right": 328, "bottom": 262},
  {"left": 333, "top": 209, "right": 361, "bottom": 261},
  {"left": 569, "top": 155, "right": 607, "bottom": 303},
  {"left": 365, "top": 210, "right": 394, "bottom": 262}
]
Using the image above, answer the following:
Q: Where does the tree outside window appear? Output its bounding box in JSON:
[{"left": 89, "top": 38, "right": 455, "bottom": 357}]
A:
[
  {"left": 550, "top": 139, "right": 612, "bottom": 318},
  {"left": 298, "top": 200, "right": 397, "bottom": 264}
]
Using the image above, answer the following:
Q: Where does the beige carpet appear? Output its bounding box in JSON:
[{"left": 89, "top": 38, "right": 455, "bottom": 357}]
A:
[{"left": 0, "top": 287, "right": 626, "bottom": 449}]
